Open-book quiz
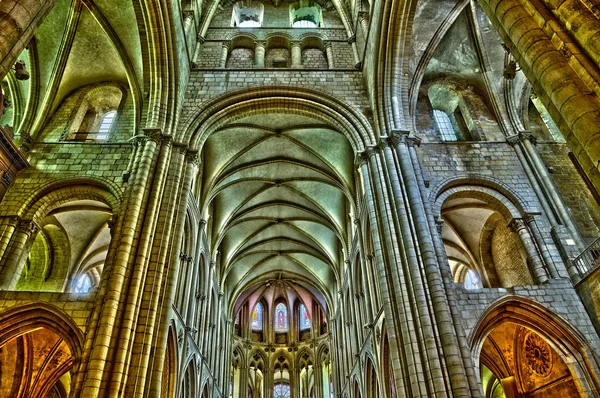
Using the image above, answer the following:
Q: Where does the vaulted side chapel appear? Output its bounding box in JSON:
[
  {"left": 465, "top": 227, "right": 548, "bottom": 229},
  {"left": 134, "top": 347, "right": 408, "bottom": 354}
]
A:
[{"left": 3, "top": 0, "right": 600, "bottom": 397}]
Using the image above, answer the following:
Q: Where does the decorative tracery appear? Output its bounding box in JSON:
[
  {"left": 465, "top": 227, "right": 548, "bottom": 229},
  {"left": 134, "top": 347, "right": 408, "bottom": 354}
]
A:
[{"left": 273, "top": 383, "right": 291, "bottom": 398}]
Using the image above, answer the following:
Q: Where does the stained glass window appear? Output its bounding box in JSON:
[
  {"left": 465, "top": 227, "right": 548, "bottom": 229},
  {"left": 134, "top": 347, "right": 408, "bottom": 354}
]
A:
[
  {"left": 299, "top": 304, "right": 311, "bottom": 330},
  {"left": 251, "top": 303, "right": 263, "bottom": 330},
  {"left": 273, "top": 383, "right": 290, "bottom": 398},
  {"left": 274, "top": 303, "right": 288, "bottom": 332}
]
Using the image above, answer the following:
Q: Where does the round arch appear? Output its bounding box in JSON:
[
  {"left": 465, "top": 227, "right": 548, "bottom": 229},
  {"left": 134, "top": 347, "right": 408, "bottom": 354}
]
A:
[{"left": 181, "top": 86, "right": 374, "bottom": 152}]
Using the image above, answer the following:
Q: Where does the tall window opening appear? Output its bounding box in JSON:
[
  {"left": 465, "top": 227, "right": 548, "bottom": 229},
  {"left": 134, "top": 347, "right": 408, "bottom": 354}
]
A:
[
  {"left": 433, "top": 110, "right": 457, "bottom": 141},
  {"left": 251, "top": 302, "right": 263, "bottom": 331},
  {"left": 74, "top": 273, "right": 92, "bottom": 293},
  {"left": 299, "top": 303, "right": 311, "bottom": 330},
  {"left": 274, "top": 303, "right": 288, "bottom": 332},
  {"left": 290, "top": 0, "right": 321, "bottom": 27},
  {"left": 96, "top": 110, "right": 116, "bottom": 140},
  {"left": 232, "top": 1, "right": 264, "bottom": 27}
]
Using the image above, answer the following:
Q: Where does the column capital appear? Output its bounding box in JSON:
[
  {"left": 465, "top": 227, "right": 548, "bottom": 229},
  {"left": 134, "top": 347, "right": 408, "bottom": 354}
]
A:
[
  {"left": 254, "top": 40, "right": 266, "bottom": 48},
  {"left": 291, "top": 40, "right": 302, "bottom": 47},
  {"left": 435, "top": 217, "right": 444, "bottom": 234},
  {"left": 17, "top": 219, "right": 39, "bottom": 235},
  {"left": 358, "top": 11, "right": 370, "bottom": 21},
  {"left": 508, "top": 218, "right": 527, "bottom": 233},
  {"left": 506, "top": 134, "right": 520, "bottom": 146},
  {"left": 143, "top": 128, "right": 163, "bottom": 143},
  {"left": 519, "top": 130, "right": 537, "bottom": 145},
  {"left": 186, "top": 149, "right": 200, "bottom": 166},
  {"left": 323, "top": 40, "right": 332, "bottom": 50},
  {"left": 222, "top": 40, "right": 232, "bottom": 50}
]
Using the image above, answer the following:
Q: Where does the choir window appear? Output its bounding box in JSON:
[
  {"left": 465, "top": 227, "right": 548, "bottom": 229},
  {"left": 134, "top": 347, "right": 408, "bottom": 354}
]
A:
[
  {"left": 274, "top": 303, "right": 288, "bottom": 332},
  {"left": 251, "top": 302, "right": 263, "bottom": 331}
]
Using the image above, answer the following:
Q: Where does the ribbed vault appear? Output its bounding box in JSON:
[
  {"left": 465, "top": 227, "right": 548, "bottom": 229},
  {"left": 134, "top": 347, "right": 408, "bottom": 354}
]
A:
[{"left": 200, "top": 112, "right": 356, "bottom": 306}]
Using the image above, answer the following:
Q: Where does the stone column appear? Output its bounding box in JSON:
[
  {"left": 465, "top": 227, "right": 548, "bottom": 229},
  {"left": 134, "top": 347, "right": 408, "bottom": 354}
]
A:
[
  {"left": 524, "top": 213, "right": 562, "bottom": 279},
  {"left": 0, "top": 219, "right": 38, "bottom": 289},
  {"left": 406, "top": 138, "right": 482, "bottom": 396},
  {"left": 254, "top": 41, "right": 266, "bottom": 68},
  {"left": 324, "top": 41, "right": 334, "bottom": 69},
  {"left": 348, "top": 35, "right": 361, "bottom": 68},
  {"left": 191, "top": 36, "right": 205, "bottom": 68},
  {"left": 220, "top": 41, "right": 231, "bottom": 68},
  {"left": 183, "top": 10, "right": 194, "bottom": 35},
  {"left": 0, "top": 216, "right": 21, "bottom": 263},
  {"left": 291, "top": 41, "right": 303, "bottom": 68},
  {"left": 508, "top": 218, "right": 549, "bottom": 284},
  {"left": 0, "top": 1, "right": 57, "bottom": 79},
  {"left": 357, "top": 12, "right": 369, "bottom": 38},
  {"left": 519, "top": 131, "right": 583, "bottom": 249},
  {"left": 78, "top": 130, "right": 162, "bottom": 397},
  {"left": 506, "top": 135, "right": 558, "bottom": 227}
]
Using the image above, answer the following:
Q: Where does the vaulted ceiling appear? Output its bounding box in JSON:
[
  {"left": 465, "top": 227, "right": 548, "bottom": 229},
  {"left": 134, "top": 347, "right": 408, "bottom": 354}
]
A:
[{"left": 200, "top": 113, "right": 356, "bottom": 306}]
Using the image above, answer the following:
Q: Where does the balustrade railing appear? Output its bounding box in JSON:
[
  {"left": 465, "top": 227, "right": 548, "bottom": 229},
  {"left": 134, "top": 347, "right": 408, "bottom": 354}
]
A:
[{"left": 573, "top": 236, "right": 600, "bottom": 278}]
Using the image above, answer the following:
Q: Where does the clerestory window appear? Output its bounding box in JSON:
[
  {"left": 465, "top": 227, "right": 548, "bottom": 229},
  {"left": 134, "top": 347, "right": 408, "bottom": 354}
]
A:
[
  {"left": 96, "top": 110, "right": 117, "bottom": 140},
  {"left": 433, "top": 110, "right": 457, "bottom": 141}
]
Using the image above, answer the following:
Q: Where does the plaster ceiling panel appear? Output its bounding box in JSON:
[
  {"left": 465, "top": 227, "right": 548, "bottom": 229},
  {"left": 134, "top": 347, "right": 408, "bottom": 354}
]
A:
[
  {"left": 239, "top": 224, "right": 322, "bottom": 254},
  {"left": 223, "top": 136, "right": 332, "bottom": 174},
  {"left": 220, "top": 219, "right": 273, "bottom": 257},
  {"left": 411, "top": 0, "right": 460, "bottom": 72},
  {"left": 473, "top": 1, "right": 511, "bottom": 102},
  {"left": 237, "top": 186, "right": 326, "bottom": 219},
  {"left": 444, "top": 207, "right": 494, "bottom": 259},
  {"left": 240, "top": 240, "right": 321, "bottom": 257},
  {"left": 54, "top": 210, "right": 111, "bottom": 267},
  {"left": 288, "top": 220, "right": 339, "bottom": 261},
  {"left": 236, "top": 113, "right": 321, "bottom": 130},
  {"left": 424, "top": 9, "right": 483, "bottom": 85},
  {"left": 285, "top": 128, "right": 354, "bottom": 188},
  {"left": 238, "top": 258, "right": 327, "bottom": 290},
  {"left": 287, "top": 253, "right": 334, "bottom": 284},
  {"left": 34, "top": 0, "right": 72, "bottom": 93},
  {"left": 92, "top": 0, "right": 143, "bottom": 83},
  {"left": 53, "top": 8, "right": 128, "bottom": 111},
  {"left": 211, "top": 181, "right": 271, "bottom": 230},
  {"left": 284, "top": 181, "right": 346, "bottom": 229},
  {"left": 235, "top": 205, "right": 322, "bottom": 223},
  {"left": 203, "top": 128, "right": 268, "bottom": 180},
  {"left": 216, "top": 163, "right": 333, "bottom": 190}
]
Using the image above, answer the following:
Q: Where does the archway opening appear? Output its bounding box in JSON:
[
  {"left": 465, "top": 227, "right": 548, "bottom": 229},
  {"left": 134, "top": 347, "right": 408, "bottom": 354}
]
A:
[{"left": 479, "top": 322, "right": 578, "bottom": 397}]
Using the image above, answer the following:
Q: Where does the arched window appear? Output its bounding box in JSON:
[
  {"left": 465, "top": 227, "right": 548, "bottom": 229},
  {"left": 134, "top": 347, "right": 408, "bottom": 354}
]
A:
[
  {"left": 232, "top": 1, "right": 264, "bottom": 27},
  {"left": 273, "top": 383, "right": 291, "bottom": 398},
  {"left": 433, "top": 110, "right": 457, "bottom": 141},
  {"left": 464, "top": 269, "right": 483, "bottom": 290},
  {"left": 274, "top": 303, "right": 288, "bottom": 332},
  {"left": 74, "top": 274, "right": 92, "bottom": 293},
  {"left": 290, "top": 1, "right": 321, "bottom": 28},
  {"left": 96, "top": 110, "right": 117, "bottom": 140},
  {"left": 251, "top": 302, "right": 263, "bottom": 330},
  {"left": 299, "top": 303, "right": 311, "bottom": 330}
]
